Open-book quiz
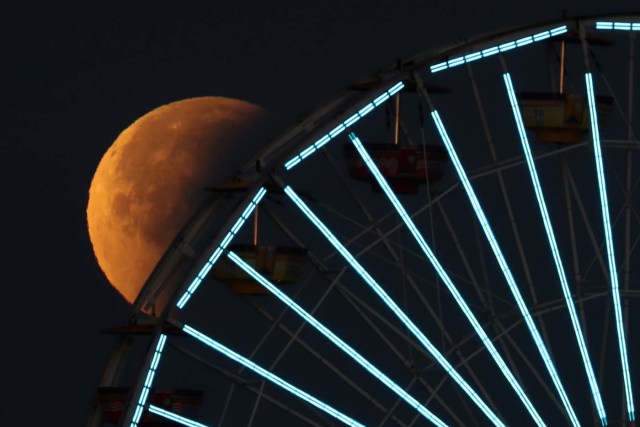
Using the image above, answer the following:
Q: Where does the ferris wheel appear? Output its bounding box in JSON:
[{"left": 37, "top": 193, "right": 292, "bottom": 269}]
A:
[{"left": 88, "top": 12, "right": 640, "bottom": 427}]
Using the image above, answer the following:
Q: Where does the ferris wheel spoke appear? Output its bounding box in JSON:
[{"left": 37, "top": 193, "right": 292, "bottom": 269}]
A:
[
  {"left": 434, "top": 198, "right": 563, "bottom": 409},
  {"left": 148, "top": 404, "right": 209, "bottom": 427},
  {"left": 262, "top": 204, "right": 437, "bottom": 363},
  {"left": 346, "top": 130, "right": 547, "bottom": 426},
  {"left": 464, "top": 64, "right": 536, "bottom": 308},
  {"left": 283, "top": 183, "right": 507, "bottom": 427},
  {"left": 584, "top": 70, "right": 635, "bottom": 422},
  {"left": 219, "top": 267, "right": 320, "bottom": 424},
  {"left": 227, "top": 251, "right": 449, "bottom": 427},
  {"left": 465, "top": 63, "right": 557, "bottom": 362},
  {"left": 590, "top": 31, "right": 638, "bottom": 424},
  {"left": 248, "top": 298, "right": 412, "bottom": 427},
  {"left": 182, "top": 324, "right": 367, "bottom": 427},
  {"left": 262, "top": 203, "right": 477, "bottom": 425},
  {"left": 169, "top": 340, "right": 331, "bottom": 427},
  {"left": 622, "top": 32, "right": 636, "bottom": 426},
  {"left": 502, "top": 70, "right": 596, "bottom": 426},
  {"left": 318, "top": 148, "right": 505, "bottom": 410},
  {"left": 417, "top": 87, "right": 558, "bottom": 425}
]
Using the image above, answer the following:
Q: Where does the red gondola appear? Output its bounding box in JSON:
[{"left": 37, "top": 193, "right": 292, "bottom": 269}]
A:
[
  {"left": 343, "top": 143, "right": 448, "bottom": 194},
  {"left": 98, "top": 387, "right": 204, "bottom": 425}
]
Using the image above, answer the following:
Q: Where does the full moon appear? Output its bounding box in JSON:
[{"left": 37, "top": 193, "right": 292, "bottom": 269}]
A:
[{"left": 87, "top": 97, "right": 270, "bottom": 304}]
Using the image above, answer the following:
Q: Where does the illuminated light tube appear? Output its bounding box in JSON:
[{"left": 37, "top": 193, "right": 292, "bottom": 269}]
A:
[
  {"left": 586, "top": 72, "right": 635, "bottom": 422},
  {"left": 481, "top": 46, "right": 500, "bottom": 57},
  {"left": 183, "top": 324, "right": 366, "bottom": 427},
  {"left": 448, "top": 57, "right": 465, "bottom": 67},
  {"left": 283, "top": 82, "right": 405, "bottom": 170},
  {"left": 388, "top": 81, "right": 404, "bottom": 96},
  {"left": 176, "top": 188, "right": 267, "bottom": 309},
  {"left": 348, "top": 133, "right": 545, "bottom": 426},
  {"left": 358, "top": 103, "right": 375, "bottom": 117},
  {"left": 464, "top": 52, "right": 482, "bottom": 63},
  {"left": 148, "top": 405, "right": 208, "bottom": 427},
  {"left": 596, "top": 21, "right": 640, "bottom": 31},
  {"left": 329, "top": 123, "right": 347, "bottom": 138},
  {"left": 498, "top": 41, "right": 516, "bottom": 52},
  {"left": 431, "top": 62, "right": 449, "bottom": 72},
  {"left": 314, "top": 135, "right": 332, "bottom": 150},
  {"left": 515, "top": 36, "right": 533, "bottom": 47},
  {"left": 504, "top": 73, "right": 602, "bottom": 426},
  {"left": 373, "top": 92, "right": 390, "bottom": 106},
  {"left": 284, "top": 185, "right": 505, "bottom": 427},
  {"left": 130, "top": 334, "right": 168, "bottom": 427},
  {"left": 344, "top": 113, "right": 361, "bottom": 127},
  {"left": 300, "top": 144, "right": 317, "bottom": 160},
  {"left": 430, "top": 25, "right": 567, "bottom": 73},
  {"left": 533, "top": 32, "right": 551, "bottom": 42},
  {"left": 227, "top": 252, "right": 449, "bottom": 427}
]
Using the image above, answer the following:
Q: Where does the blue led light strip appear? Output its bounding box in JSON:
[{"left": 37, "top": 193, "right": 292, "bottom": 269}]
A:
[
  {"left": 586, "top": 72, "right": 635, "bottom": 422},
  {"left": 227, "top": 251, "right": 449, "bottom": 427},
  {"left": 348, "top": 132, "right": 544, "bottom": 426},
  {"left": 148, "top": 405, "right": 209, "bottom": 427},
  {"left": 284, "top": 82, "right": 404, "bottom": 170},
  {"left": 595, "top": 21, "right": 640, "bottom": 31},
  {"left": 130, "top": 334, "right": 168, "bottom": 427},
  {"left": 183, "top": 324, "right": 366, "bottom": 427},
  {"left": 430, "top": 26, "right": 567, "bottom": 73},
  {"left": 504, "top": 73, "right": 602, "bottom": 426},
  {"left": 284, "top": 185, "right": 505, "bottom": 427},
  {"left": 176, "top": 187, "right": 267, "bottom": 309}
]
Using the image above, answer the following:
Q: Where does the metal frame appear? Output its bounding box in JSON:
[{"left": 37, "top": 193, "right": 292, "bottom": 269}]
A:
[{"left": 87, "top": 12, "right": 640, "bottom": 427}]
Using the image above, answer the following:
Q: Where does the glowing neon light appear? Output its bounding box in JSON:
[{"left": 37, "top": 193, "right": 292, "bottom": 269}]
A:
[
  {"left": 595, "top": 21, "right": 640, "bottom": 31},
  {"left": 373, "top": 92, "right": 390, "bottom": 106},
  {"left": 358, "top": 103, "right": 375, "bottom": 117},
  {"left": 284, "top": 185, "right": 505, "bottom": 427},
  {"left": 344, "top": 113, "right": 361, "bottom": 127},
  {"left": 586, "top": 72, "right": 635, "bottom": 422},
  {"left": 130, "top": 334, "right": 168, "bottom": 427},
  {"left": 176, "top": 188, "right": 267, "bottom": 309},
  {"left": 228, "top": 251, "right": 448, "bottom": 427},
  {"left": 516, "top": 36, "right": 534, "bottom": 47},
  {"left": 148, "top": 405, "right": 208, "bottom": 427},
  {"left": 430, "top": 26, "right": 567, "bottom": 73},
  {"left": 183, "top": 324, "right": 366, "bottom": 427},
  {"left": 388, "top": 81, "right": 404, "bottom": 96},
  {"left": 348, "top": 133, "right": 544, "bottom": 426},
  {"left": 498, "top": 41, "right": 516, "bottom": 52},
  {"left": 329, "top": 123, "right": 346, "bottom": 138},
  {"left": 481, "top": 46, "right": 500, "bottom": 57},
  {"left": 283, "top": 82, "right": 404, "bottom": 170},
  {"left": 464, "top": 52, "right": 482, "bottom": 63},
  {"left": 504, "top": 73, "right": 603, "bottom": 426}
]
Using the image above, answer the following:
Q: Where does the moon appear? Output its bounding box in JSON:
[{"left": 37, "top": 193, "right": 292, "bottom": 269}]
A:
[{"left": 87, "top": 97, "right": 270, "bottom": 304}]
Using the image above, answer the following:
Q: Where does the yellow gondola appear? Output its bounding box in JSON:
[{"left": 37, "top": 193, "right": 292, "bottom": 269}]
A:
[
  {"left": 518, "top": 92, "right": 614, "bottom": 144},
  {"left": 212, "top": 244, "right": 307, "bottom": 295}
]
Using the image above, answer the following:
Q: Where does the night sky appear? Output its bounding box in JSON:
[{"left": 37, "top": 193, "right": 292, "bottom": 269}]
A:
[{"left": 2, "top": 3, "right": 637, "bottom": 426}]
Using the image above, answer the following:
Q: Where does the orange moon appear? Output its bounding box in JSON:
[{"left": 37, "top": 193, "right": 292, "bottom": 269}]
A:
[{"left": 87, "top": 97, "right": 270, "bottom": 304}]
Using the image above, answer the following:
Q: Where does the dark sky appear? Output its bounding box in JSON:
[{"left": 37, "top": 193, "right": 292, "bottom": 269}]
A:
[{"left": 2, "top": 3, "right": 637, "bottom": 426}]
